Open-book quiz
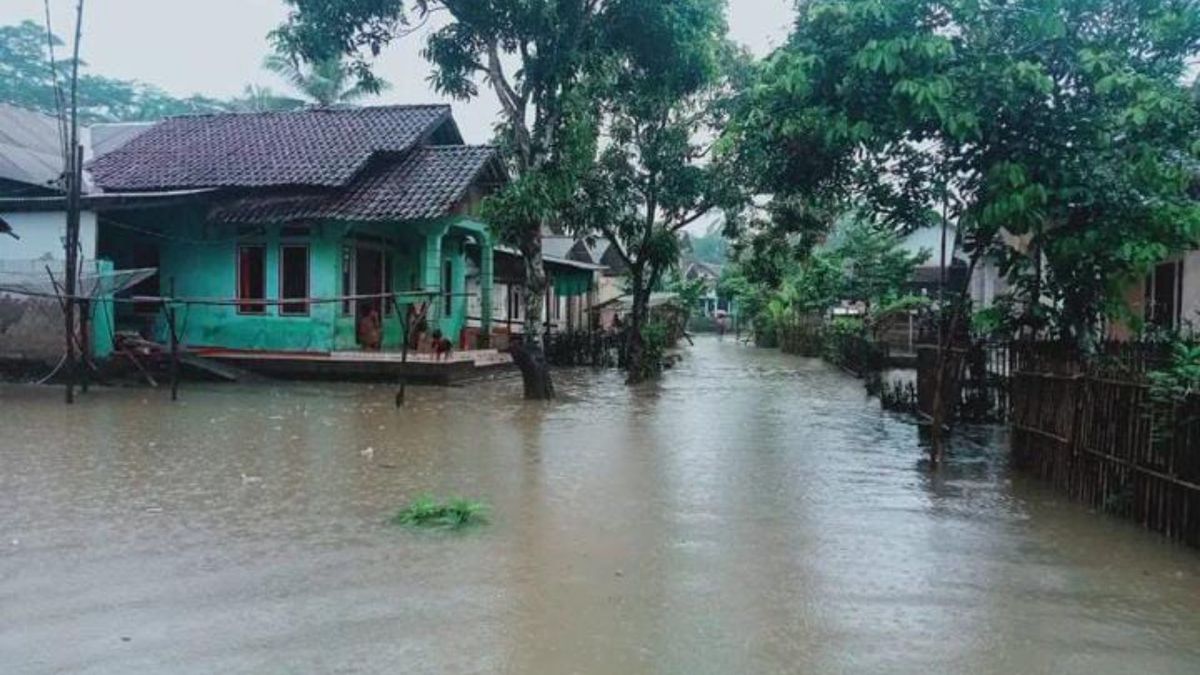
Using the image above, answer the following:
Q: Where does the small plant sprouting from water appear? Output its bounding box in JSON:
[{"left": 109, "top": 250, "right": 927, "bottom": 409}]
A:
[{"left": 390, "top": 495, "right": 489, "bottom": 530}]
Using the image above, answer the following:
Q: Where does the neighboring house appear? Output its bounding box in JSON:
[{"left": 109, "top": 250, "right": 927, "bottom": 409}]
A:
[
  {"left": 0, "top": 104, "right": 113, "bottom": 365},
  {"left": 682, "top": 260, "right": 729, "bottom": 317},
  {"left": 590, "top": 291, "right": 688, "bottom": 340},
  {"left": 1112, "top": 252, "right": 1200, "bottom": 337},
  {"left": 0, "top": 103, "right": 99, "bottom": 262},
  {"left": 898, "top": 223, "right": 1009, "bottom": 311},
  {"left": 533, "top": 234, "right": 607, "bottom": 334},
  {"left": 2, "top": 105, "right": 505, "bottom": 366},
  {"left": 464, "top": 241, "right": 605, "bottom": 346},
  {"left": 583, "top": 237, "right": 630, "bottom": 327}
]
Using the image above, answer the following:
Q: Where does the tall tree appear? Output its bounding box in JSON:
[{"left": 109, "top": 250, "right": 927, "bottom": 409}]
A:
[
  {"left": 724, "top": 0, "right": 1200, "bottom": 462},
  {"left": 568, "top": 0, "right": 739, "bottom": 382},
  {"left": 274, "top": 0, "right": 732, "bottom": 397}
]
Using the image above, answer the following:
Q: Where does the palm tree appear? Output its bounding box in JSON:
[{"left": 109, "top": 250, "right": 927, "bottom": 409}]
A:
[
  {"left": 230, "top": 84, "right": 305, "bottom": 113},
  {"left": 262, "top": 54, "right": 387, "bottom": 107}
]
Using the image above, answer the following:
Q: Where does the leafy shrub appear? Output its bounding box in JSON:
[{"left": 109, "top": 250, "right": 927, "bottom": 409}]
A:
[{"left": 391, "top": 496, "right": 489, "bottom": 529}]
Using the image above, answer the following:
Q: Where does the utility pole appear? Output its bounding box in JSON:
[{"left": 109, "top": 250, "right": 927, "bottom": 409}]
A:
[{"left": 62, "top": 0, "right": 85, "bottom": 404}]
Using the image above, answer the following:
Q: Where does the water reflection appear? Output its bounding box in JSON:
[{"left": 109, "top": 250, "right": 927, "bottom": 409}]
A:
[{"left": 1, "top": 337, "right": 1198, "bottom": 674}]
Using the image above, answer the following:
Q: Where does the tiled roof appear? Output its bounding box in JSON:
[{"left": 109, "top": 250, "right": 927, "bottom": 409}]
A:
[
  {"left": 209, "top": 145, "right": 500, "bottom": 223},
  {"left": 88, "top": 105, "right": 453, "bottom": 191}
]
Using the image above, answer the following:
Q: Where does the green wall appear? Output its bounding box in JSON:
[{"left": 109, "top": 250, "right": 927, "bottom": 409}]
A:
[{"left": 98, "top": 206, "right": 483, "bottom": 354}]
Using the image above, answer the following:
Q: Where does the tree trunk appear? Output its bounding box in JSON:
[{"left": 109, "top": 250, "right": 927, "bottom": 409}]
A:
[
  {"left": 624, "top": 264, "right": 655, "bottom": 385},
  {"left": 514, "top": 229, "right": 555, "bottom": 400},
  {"left": 929, "top": 253, "right": 982, "bottom": 467}
]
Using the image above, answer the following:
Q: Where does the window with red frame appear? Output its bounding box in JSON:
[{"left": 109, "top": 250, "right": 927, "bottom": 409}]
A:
[{"left": 237, "top": 245, "right": 266, "bottom": 314}]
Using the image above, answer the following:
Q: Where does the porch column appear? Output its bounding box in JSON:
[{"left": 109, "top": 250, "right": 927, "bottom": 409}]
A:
[
  {"left": 480, "top": 237, "right": 494, "bottom": 348},
  {"left": 421, "top": 227, "right": 445, "bottom": 321}
]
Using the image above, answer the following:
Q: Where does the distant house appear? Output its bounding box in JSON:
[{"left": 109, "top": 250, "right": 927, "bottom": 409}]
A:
[
  {"left": 897, "top": 224, "right": 983, "bottom": 301},
  {"left": 1111, "top": 253, "right": 1200, "bottom": 338},
  {"left": 0, "top": 103, "right": 97, "bottom": 261},
  {"left": 2, "top": 105, "right": 506, "bottom": 368},
  {"left": 682, "top": 260, "right": 732, "bottom": 318},
  {"left": 464, "top": 240, "right": 605, "bottom": 346},
  {"left": 0, "top": 104, "right": 125, "bottom": 364}
]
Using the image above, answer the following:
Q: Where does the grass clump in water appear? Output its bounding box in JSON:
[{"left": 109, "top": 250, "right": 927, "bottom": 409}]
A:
[{"left": 391, "top": 495, "right": 488, "bottom": 530}]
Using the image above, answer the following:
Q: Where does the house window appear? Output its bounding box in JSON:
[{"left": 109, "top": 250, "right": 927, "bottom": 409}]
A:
[
  {"left": 237, "top": 245, "right": 266, "bottom": 314},
  {"left": 508, "top": 285, "right": 523, "bottom": 323},
  {"left": 1146, "top": 260, "right": 1184, "bottom": 330},
  {"left": 443, "top": 259, "right": 454, "bottom": 317},
  {"left": 280, "top": 244, "right": 310, "bottom": 316}
]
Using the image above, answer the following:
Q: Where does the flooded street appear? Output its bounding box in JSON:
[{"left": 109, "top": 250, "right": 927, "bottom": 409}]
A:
[{"left": 3, "top": 336, "right": 1200, "bottom": 674}]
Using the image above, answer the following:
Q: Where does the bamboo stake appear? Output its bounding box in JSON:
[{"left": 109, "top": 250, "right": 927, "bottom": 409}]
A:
[{"left": 166, "top": 278, "right": 180, "bottom": 401}]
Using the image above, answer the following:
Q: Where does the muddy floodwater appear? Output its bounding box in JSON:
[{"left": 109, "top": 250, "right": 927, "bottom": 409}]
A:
[{"left": 3, "top": 337, "right": 1200, "bottom": 674}]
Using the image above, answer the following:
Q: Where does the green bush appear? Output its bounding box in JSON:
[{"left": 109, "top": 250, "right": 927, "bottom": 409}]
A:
[{"left": 391, "top": 496, "right": 489, "bottom": 530}]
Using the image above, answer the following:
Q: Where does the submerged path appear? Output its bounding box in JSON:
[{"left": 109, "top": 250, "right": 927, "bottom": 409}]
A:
[{"left": 2, "top": 336, "right": 1200, "bottom": 674}]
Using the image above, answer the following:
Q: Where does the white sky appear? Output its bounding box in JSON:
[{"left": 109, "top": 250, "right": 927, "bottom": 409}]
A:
[{"left": 2, "top": 0, "right": 794, "bottom": 144}]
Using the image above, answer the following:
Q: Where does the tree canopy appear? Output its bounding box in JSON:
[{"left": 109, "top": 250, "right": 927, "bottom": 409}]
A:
[
  {"left": 263, "top": 52, "right": 387, "bottom": 107},
  {"left": 722, "top": 0, "right": 1200, "bottom": 345},
  {"left": 0, "top": 20, "right": 230, "bottom": 123},
  {"left": 563, "top": 0, "right": 741, "bottom": 381}
]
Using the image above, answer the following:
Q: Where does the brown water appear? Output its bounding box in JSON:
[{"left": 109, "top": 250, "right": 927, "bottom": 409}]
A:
[{"left": 2, "top": 336, "right": 1199, "bottom": 674}]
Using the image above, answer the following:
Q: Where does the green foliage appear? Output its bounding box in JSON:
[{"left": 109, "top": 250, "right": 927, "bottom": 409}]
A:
[
  {"left": 276, "top": 1, "right": 730, "bottom": 343},
  {"left": 870, "top": 294, "right": 929, "bottom": 326},
  {"left": 1149, "top": 339, "right": 1200, "bottom": 407},
  {"left": 723, "top": 0, "right": 1200, "bottom": 348},
  {"left": 0, "top": 20, "right": 232, "bottom": 122},
  {"left": 668, "top": 274, "right": 708, "bottom": 316},
  {"left": 262, "top": 51, "right": 387, "bottom": 106},
  {"left": 631, "top": 320, "right": 672, "bottom": 381},
  {"left": 726, "top": 209, "right": 929, "bottom": 344},
  {"left": 1146, "top": 337, "right": 1200, "bottom": 444},
  {"left": 391, "top": 496, "right": 489, "bottom": 530},
  {"left": 826, "top": 316, "right": 864, "bottom": 338},
  {"left": 835, "top": 218, "right": 929, "bottom": 312},
  {"left": 552, "top": 0, "right": 737, "bottom": 381},
  {"left": 685, "top": 229, "right": 730, "bottom": 265}
]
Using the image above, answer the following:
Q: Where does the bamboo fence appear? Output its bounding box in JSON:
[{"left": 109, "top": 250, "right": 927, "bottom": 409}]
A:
[{"left": 1010, "top": 342, "right": 1200, "bottom": 547}]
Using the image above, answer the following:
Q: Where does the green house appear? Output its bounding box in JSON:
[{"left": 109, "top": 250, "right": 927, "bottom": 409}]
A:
[{"left": 87, "top": 105, "right": 504, "bottom": 355}]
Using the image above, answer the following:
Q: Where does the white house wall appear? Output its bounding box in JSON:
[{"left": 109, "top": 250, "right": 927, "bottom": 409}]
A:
[
  {"left": 0, "top": 210, "right": 100, "bottom": 364},
  {"left": 0, "top": 210, "right": 98, "bottom": 262},
  {"left": 969, "top": 259, "right": 1007, "bottom": 310},
  {"left": 1183, "top": 250, "right": 1200, "bottom": 330}
]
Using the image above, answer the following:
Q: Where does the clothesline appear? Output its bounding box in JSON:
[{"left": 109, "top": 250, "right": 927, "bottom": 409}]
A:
[{"left": 0, "top": 287, "right": 478, "bottom": 307}]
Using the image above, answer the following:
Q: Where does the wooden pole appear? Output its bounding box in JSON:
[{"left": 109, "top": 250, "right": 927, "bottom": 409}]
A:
[
  {"left": 79, "top": 298, "right": 90, "bottom": 394},
  {"left": 394, "top": 294, "right": 432, "bottom": 408},
  {"left": 393, "top": 295, "right": 409, "bottom": 408},
  {"left": 62, "top": 0, "right": 85, "bottom": 405},
  {"left": 166, "top": 278, "right": 180, "bottom": 401},
  {"left": 63, "top": 144, "right": 82, "bottom": 404}
]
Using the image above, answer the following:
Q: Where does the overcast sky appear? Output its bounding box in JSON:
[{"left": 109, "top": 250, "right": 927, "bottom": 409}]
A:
[{"left": 2, "top": 0, "right": 794, "bottom": 144}]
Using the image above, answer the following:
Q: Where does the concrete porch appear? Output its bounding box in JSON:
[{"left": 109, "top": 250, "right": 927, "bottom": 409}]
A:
[{"left": 194, "top": 347, "right": 514, "bottom": 385}]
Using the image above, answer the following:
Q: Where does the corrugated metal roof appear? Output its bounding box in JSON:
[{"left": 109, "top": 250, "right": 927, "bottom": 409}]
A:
[
  {"left": 90, "top": 122, "right": 154, "bottom": 159},
  {"left": 0, "top": 104, "right": 64, "bottom": 190}
]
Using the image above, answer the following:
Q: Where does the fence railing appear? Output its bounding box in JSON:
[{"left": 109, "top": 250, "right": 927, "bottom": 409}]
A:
[
  {"left": 777, "top": 317, "right": 825, "bottom": 357},
  {"left": 1009, "top": 342, "right": 1200, "bottom": 547},
  {"left": 915, "top": 342, "right": 1012, "bottom": 423},
  {"left": 544, "top": 330, "right": 623, "bottom": 368}
]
